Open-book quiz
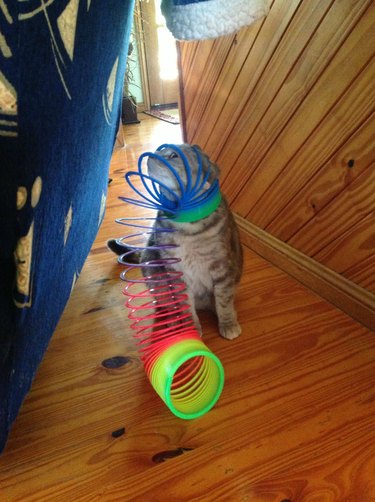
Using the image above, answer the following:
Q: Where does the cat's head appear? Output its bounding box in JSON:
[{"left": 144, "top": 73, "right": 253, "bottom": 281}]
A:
[{"left": 146, "top": 144, "right": 220, "bottom": 202}]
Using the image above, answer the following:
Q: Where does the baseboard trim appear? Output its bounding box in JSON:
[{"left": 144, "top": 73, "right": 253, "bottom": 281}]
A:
[{"left": 234, "top": 214, "right": 375, "bottom": 332}]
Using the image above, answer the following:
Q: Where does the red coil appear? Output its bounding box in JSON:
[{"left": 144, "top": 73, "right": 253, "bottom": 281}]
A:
[{"left": 117, "top": 219, "right": 201, "bottom": 378}]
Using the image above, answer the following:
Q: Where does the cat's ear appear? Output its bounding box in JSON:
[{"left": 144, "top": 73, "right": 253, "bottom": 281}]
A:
[
  {"left": 191, "top": 144, "right": 220, "bottom": 181},
  {"left": 200, "top": 151, "right": 220, "bottom": 179},
  {"left": 192, "top": 144, "right": 203, "bottom": 152}
]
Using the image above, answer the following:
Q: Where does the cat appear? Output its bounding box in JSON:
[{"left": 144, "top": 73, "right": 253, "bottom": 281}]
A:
[{"left": 108, "top": 144, "right": 243, "bottom": 340}]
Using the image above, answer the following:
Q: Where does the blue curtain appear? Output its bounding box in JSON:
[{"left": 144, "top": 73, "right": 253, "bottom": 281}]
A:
[{"left": 0, "top": 0, "right": 135, "bottom": 452}]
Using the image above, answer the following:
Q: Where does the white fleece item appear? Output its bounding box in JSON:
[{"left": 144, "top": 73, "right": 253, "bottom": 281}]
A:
[{"left": 161, "top": 0, "right": 268, "bottom": 41}]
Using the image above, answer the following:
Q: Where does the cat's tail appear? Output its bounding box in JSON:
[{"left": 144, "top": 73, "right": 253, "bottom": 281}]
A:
[{"left": 107, "top": 239, "right": 140, "bottom": 263}]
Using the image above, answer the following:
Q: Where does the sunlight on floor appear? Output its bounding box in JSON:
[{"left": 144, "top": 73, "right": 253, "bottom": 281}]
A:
[{"left": 145, "top": 112, "right": 183, "bottom": 147}]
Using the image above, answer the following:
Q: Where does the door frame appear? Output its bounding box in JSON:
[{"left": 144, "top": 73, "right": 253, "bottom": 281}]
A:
[{"left": 139, "top": 0, "right": 179, "bottom": 108}]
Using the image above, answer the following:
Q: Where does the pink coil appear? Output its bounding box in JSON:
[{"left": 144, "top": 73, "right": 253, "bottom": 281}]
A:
[
  {"left": 116, "top": 218, "right": 197, "bottom": 355},
  {"left": 116, "top": 217, "right": 224, "bottom": 420}
]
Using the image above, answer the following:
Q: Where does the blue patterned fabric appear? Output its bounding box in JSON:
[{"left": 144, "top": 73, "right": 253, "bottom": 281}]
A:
[
  {"left": 0, "top": 0, "right": 134, "bottom": 452},
  {"left": 172, "top": 0, "right": 210, "bottom": 4}
]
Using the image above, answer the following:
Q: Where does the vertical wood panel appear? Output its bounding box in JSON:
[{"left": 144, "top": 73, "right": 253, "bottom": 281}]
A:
[
  {"left": 314, "top": 212, "right": 375, "bottom": 273},
  {"left": 188, "top": 16, "right": 264, "bottom": 147},
  {"left": 245, "top": 52, "right": 375, "bottom": 224},
  {"left": 345, "top": 256, "right": 375, "bottom": 292},
  {"left": 217, "top": 0, "right": 334, "bottom": 173},
  {"left": 219, "top": 0, "right": 371, "bottom": 191},
  {"left": 186, "top": 35, "right": 235, "bottom": 138},
  {"left": 181, "top": 40, "right": 215, "bottom": 117},
  {"left": 178, "top": 0, "right": 375, "bottom": 296},
  {"left": 231, "top": 1, "right": 375, "bottom": 216},
  {"left": 266, "top": 112, "right": 375, "bottom": 241},
  {"left": 289, "top": 162, "right": 375, "bottom": 256},
  {"left": 190, "top": 0, "right": 303, "bottom": 154},
  {"left": 178, "top": 40, "right": 196, "bottom": 76}
]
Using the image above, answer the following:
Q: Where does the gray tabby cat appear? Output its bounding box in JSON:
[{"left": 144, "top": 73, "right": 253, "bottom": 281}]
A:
[{"left": 108, "top": 144, "right": 243, "bottom": 340}]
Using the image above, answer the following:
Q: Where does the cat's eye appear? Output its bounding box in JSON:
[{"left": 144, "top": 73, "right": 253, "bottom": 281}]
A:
[{"left": 168, "top": 152, "right": 178, "bottom": 159}]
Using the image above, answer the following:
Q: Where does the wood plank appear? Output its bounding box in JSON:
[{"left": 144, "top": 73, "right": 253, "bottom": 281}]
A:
[
  {"left": 181, "top": 40, "right": 205, "bottom": 90},
  {"left": 189, "top": 0, "right": 303, "bottom": 156},
  {"left": 345, "top": 254, "right": 375, "bottom": 293},
  {"left": 246, "top": 55, "right": 375, "bottom": 228},
  {"left": 227, "top": 1, "right": 375, "bottom": 213},
  {"left": 178, "top": 40, "right": 196, "bottom": 77},
  {"left": 187, "top": 15, "right": 265, "bottom": 149},
  {"left": 234, "top": 215, "right": 375, "bottom": 332},
  {"left": 185, "top": 34, "right": 235, "bottom": 140},
  {"left": 216, "top": 0, "right": 334, "bottom": 179},
  {"left": 286, "top": 161, "right": 375, "bottom": 264},
  {"left": 266, "top": 111, "right": 375, "bottom": 241},
  {"left": 314, "top": 211, "right": 375, "bottom": 276},
  {"left": 240, "top": 455, "right": 375, "bottom": 502},
  {"left": 180, "top": 39, "right": 215, "bottom": 120},
  {"left": 221, "top": 0, "right": 372, "bottom": 201},
  {"left": 101, "top": 406, "right": 375, "bottom": 500}
]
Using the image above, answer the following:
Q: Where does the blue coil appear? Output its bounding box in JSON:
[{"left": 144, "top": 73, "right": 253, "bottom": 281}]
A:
[{"left": 118, "top": 144, "right": 220, "bottom": 216}]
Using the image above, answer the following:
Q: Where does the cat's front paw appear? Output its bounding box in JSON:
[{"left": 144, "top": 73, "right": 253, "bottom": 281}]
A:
[{"left": 219, "top": 322, "right": 241, "bottom": 340}]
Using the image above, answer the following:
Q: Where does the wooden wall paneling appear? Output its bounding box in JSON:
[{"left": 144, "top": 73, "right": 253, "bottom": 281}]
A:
[
  {"left": 235, "top": 215, "right": 375, "bottom": 331},
  {"left": 178, "top": 0, "right": 375, "bottom": 326},
  {"left": 177, "top": 40, "right": 194, "bottom": 111},
  {"left": 266, "top": 111, "right": 375, "bottom": 241},
  {"left": 219, "top": 0, "right": 371, "bottom": 201},
  {"left": 345, "top": 255, "right": 375, "bottom": 293},
  {"left": 177, "top": 41, "right": 195, "bottom": 122},
  {"left": 185, "top": 35, "right": 235, "bottom": 140},
  {"left": 230, "top": 2, "right": 375, "bottom": 217},
  {"left": 186, "top": 16, "right": 265, "bottom": 149},
  {"left": 313, "top": 211, "right": 375, "bottom": 277},
  {"left": 178, "top": 40, "right": 196, "bottom": 77},
  {"left": 176, "top": 43, "right": 187, "bottom": 140},
  {"left": 180, "top": 40, "right": 215, "bottom": 122},
  {"left": 190, "top": 0, "right": 303, "bottom": 157},
  {"left": 288, "top": 161, "right": 375, "bottom": 261},
  {"left": 217, "top": 0, "right": 334, "bottom": 182},
  {"left": 247, "top": 51, "right": 375, "bottom": 230}
]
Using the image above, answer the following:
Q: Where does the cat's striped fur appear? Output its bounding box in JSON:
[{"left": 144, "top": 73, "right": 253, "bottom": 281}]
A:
[{"left": 109, "top": 144, "right": 243, "bottom": 340}]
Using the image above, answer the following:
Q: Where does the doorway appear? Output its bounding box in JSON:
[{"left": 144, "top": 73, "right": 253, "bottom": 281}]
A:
[{"left": 133, "top": 0, "right": 180, "bottom": 110}]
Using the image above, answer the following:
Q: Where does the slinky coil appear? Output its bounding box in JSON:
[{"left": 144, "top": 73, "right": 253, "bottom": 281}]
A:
[
  {"left": 116, "top": 145, "right": 224, "bottom": 420},
  {"left": 119, "top": 144, "right": 222, "bottom": 222}
]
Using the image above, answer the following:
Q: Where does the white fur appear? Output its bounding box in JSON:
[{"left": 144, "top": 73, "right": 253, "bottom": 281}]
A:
[{"left": 161, "top": 0, "right": 268, "bottom": 41}]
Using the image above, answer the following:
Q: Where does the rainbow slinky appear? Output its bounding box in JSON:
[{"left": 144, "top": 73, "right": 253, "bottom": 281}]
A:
[{"left": 116, "top": 145, "right": 224, "bottom": 419}]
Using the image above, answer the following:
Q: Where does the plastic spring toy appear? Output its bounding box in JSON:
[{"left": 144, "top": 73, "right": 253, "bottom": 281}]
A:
[{"left": 116, "top": 144, "right": 224, "bottom": 419}]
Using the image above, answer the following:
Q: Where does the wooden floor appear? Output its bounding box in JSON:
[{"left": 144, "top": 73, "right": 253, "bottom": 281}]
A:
[{"left": 1, "top": 114, "right": 375, "bottom": 501}]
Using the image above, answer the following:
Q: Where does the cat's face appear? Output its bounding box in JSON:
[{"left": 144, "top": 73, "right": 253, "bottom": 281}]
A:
[{"left": 146, "top": 144, "right": 220, "bottom": 200}]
